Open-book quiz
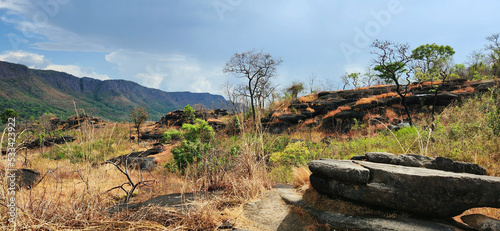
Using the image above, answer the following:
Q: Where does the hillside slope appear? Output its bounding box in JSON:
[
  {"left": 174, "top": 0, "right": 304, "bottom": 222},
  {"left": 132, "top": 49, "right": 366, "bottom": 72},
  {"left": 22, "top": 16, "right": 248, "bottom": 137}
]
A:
[{"left": 0, "top": 61, "right": 226, "bottom": 121}]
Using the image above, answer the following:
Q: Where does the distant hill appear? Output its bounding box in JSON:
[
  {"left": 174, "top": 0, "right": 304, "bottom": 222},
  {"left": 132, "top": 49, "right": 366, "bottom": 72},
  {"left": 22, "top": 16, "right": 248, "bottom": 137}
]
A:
[{"left": 0, "top": 61, "right": 227, "bottom": 121}]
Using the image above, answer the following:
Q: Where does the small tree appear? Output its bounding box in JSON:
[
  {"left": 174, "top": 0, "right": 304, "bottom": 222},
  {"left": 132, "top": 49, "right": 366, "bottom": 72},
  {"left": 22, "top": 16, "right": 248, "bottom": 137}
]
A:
[
  {"left": 371, "top": 40, "right": 414, "bottom": 126},
  {"left": 286, "top": 82, "right": 305, "bottom": 99},
  {"left": 1, "top": 109, "right": 19, "bottom": 124},
  {"left": 223, "top": 49, "right": 283, "bottom": 125},
  {"left": 183, "top": 104, "right": 196, "bottom": 123},
  {"left": 130, "top": 107, "right": 148, "bottom": 142},
  {"left": 486, "top": 33, "right": 500, "bottom": 77}
]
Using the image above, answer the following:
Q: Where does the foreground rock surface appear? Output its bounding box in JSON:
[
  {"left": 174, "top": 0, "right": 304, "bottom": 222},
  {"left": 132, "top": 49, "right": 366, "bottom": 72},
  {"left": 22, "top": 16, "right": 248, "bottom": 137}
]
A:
[
  {"left": 278, "top": 187, "right": 462, "bottom": 231},
  {"left": 461, "top": 214, "right": 500, "bottom": 231},
  {"left": 309, "top": 158, "right": 500, "bottom": 218}
]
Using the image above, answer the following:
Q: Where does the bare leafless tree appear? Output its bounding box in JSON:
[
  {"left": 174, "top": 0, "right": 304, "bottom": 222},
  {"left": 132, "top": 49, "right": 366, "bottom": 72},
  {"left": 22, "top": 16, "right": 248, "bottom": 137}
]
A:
[
  {"left": 104, "top": 152, "right": 155, "bottom": 204},
  {"left": 223, "top": 49, "right": 282, "bottom": 125},
  {"left": 371, "top": 40, "right": 414, "bottom": 125}
]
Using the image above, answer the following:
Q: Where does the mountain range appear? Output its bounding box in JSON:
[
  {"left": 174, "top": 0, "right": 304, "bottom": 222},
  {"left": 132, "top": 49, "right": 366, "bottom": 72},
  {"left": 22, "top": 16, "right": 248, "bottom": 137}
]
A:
[{"left": 0, "top": 61, "right": 227, "bottom": 121}]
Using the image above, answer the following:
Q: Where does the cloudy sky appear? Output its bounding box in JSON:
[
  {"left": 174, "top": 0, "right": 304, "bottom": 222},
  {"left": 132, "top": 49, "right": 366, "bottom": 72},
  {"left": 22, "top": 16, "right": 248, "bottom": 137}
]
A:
[{"left": 0, "top": 0, "right": 499, "bottom": 96}]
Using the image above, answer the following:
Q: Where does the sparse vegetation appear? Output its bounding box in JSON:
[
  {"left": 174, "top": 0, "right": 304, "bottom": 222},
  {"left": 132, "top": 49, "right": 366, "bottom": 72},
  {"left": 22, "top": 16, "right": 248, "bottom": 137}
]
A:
[{"left": 3, "top": 34, "right": 500, "bottom": 230}]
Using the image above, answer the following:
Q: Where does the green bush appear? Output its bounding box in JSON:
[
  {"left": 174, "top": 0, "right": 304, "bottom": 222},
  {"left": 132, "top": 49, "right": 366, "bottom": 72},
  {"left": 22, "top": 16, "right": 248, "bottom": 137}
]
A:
[
  {"left": 162, "top": 129, "right": 184, "bottom": 142},
  {"left": 182, "top": 119, "right": 214, "bottom": 143},
  {"left": 270, "top": 141, "right": 310, "bottom": 166},
  {"left": 168, "top": 119, "right": 215, "bottom": 171}
]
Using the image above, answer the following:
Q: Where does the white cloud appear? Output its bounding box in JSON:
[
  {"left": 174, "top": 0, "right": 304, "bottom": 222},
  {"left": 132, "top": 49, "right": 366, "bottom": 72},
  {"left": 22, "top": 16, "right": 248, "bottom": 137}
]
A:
[
  {"left": 0, "top": 50, "right": 50, "bottom": 68},
  {"left": 105, "top": 49, "right": 223, "bottom": 92},
  {"left": 0, "top": 50, "right": 110, "bottom": 80}
]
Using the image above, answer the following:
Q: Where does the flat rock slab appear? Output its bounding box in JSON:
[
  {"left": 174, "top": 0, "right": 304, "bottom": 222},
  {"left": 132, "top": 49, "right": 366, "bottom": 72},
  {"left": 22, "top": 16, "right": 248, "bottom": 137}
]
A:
[
  {"left": 309, "top": 159, "right": 500, "bottom": 218},
  {"left": 309, "top": 159, "right": 370, "bottom": 184}
]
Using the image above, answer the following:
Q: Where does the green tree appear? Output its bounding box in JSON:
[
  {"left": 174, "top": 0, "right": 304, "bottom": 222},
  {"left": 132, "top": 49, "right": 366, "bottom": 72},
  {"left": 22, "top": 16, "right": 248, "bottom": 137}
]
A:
[
  {"left": 371, "top": 40, "right": 414, "bottom": 126},
  {"left": 0, "top": 109, "right": 19, "bottom": 124},
  {"left": 130, "top": 107, "right": 148, "bottom": 142},
  {"left": 223, "top": 49, "right": 283, "bottom": 125},
  {"left": 411, "top": 43, "right": 455, "bottom": 82}
]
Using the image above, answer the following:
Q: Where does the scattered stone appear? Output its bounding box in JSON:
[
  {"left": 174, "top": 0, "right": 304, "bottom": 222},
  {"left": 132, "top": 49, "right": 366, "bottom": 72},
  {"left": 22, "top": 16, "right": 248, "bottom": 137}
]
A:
[
  {"left": 140, "top": 132, "right": 163, "bottom": 141},
  {"left": 24, "top": 135, "right": 76, "bottom": 149},
  {"left": 461, "top": 214, "right": 500, "bottom": 231},
  {"left": 105, "top": 148, "right": 162, "bottom": 171},
  {"left": 0, "top": 169, "right": 40, "bottom": 189}
]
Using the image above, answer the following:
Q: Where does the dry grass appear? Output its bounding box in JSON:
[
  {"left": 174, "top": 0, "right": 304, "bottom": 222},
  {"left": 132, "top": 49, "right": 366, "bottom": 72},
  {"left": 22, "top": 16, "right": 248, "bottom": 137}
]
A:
[
  {"left": 355, "top": 96, "right": 378, "bottom": 106},
  {"left": 299, "top": 94, "right": 319, "bottom": 103},
  {"left": 452, "top": 86, "right": 475, "bottom": 93},
  {"left": 323, "top": 106, "right": 351, "bottom": 119},
  {"left": 292, "top": 167, "right": 311, "bottom": 187},
  {"left": 455, "top": 207, "right": 500, "bottom": 221},
  {"left": 356, "top": 84, "right": 392, "bottom": 90}
]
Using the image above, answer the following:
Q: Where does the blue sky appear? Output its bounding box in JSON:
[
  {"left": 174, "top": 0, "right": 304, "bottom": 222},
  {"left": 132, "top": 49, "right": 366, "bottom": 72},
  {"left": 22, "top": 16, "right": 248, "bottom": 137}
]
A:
[{"left": 0, "top": 0, "right": 499, "bottom": 96}]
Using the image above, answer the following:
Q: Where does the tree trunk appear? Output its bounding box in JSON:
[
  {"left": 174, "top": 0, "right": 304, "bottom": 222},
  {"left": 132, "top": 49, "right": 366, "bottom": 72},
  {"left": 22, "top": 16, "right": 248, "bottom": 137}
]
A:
[
  {"left": 249, "top": 81, "right": 256, "bottom": 126},
  {"left": 395, "top": 80, "right": 413, "bottom": 126},
  {"left": 136, "top": 127, "right": 140, "bottom": 143}
]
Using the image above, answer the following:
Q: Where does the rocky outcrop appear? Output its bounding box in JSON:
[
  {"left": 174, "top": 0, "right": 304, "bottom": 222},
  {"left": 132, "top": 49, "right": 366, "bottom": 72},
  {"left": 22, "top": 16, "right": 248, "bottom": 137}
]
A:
[
  {"left": 260, "top": 79, "right": 500, "bottom": 134},
  {"left": 308, "top": 155, "right": 500, "bottom": 218},
  {"left": 158, "top": 109, "right": 230, "bottom": 129},
  {"left": 23, "top": 135, "right": 76, "bottom": 149}
]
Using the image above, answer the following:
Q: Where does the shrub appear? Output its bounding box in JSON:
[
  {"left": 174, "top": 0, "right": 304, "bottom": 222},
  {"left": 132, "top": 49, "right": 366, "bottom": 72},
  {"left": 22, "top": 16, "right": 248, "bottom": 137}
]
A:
[
  {"left": 162, "top": 129, "right": 183, "bottom": 142},
  {"left": 270, "top": 141, "right": 310, "bottom": 166},
  {"left": 183, "top": 104, "right": 196, "bottom": 122},
  {"left": 168, "top": 119, "right": 215, "bottom": 171}
]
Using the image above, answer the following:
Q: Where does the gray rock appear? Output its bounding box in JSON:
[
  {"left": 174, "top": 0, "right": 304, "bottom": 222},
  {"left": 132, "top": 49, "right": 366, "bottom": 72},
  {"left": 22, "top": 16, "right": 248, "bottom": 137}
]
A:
[
  {"left": 309, "top": 159, "right": 370, "bottom": 184},
  {"left": 350, "top": 155, "right": 367, "bottom": 161},
  {"left": 461, "top": 214, "right": 500, "bottom": 231},
  {"left": 309, "top": 159, "right": 500, "bottom": 218},
  {"left": 277, "top": 188, "right": 462, "bottom": 231},
  {"left": 390, "top": 154, "right": 433, "bottom": 167},
  {"left": 127, "top": 157, "right": 156, "bottom": 171},
  {"left": 425, "top": 156, "right": 487, "bottom": 175},
  {"left": 365, "top": 152, "right": 396, "bottom": 164}
]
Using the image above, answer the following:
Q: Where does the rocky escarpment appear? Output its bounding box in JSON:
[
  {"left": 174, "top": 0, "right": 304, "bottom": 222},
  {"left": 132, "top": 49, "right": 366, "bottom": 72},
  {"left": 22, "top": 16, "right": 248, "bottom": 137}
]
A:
[
  {"left": 262, "top": 79, "right": 500, "bottom": 134},
  {"left": 308, "top": 153, "right": 500, "bottom": 229}
]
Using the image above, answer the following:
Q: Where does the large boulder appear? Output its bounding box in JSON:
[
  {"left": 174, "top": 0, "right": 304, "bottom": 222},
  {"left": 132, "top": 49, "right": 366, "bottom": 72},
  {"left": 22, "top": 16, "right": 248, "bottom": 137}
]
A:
[{"left": 309, "top": 158, "right": 500, "bottom": 218}]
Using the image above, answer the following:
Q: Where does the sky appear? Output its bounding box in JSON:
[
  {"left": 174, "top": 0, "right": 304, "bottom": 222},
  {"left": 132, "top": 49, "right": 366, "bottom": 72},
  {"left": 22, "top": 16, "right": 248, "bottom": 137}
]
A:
[{"left": 0, "top": 0, "right": 499, "bottom": 97}]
